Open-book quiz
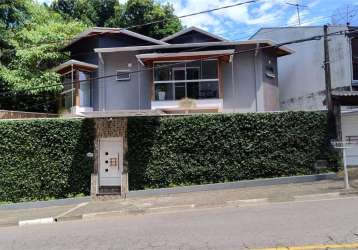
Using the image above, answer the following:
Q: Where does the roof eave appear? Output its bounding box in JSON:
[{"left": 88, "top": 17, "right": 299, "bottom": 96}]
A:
[{"left": 94, "top": 40, "right": 294, "bottom": 57}]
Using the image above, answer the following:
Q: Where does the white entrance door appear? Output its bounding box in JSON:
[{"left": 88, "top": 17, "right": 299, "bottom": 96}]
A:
[{"left": 99, "top": 137, "right": 123, "bottom": 186}]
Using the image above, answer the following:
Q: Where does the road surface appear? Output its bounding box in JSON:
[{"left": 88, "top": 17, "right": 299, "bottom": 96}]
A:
[{"left": 1, "top": 197, "right": 358, "bottom": 250}]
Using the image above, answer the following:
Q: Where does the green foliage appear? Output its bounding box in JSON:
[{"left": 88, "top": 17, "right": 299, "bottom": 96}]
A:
[
  {"left": 51, "top": 0, "right": 118, "bottom": 27},
  {"left": 128, "top": 112, "right": 337, "bottom": 190},
  {"left": 106, "top": 0, "right": 182, "bottom": 39},
  {"left": 0, "top": 0, "right": 29, "bottom": 30},
  {"left": 51, "top": 0, "right": 182, "bottom": 39},
  {"left": 0, "top": 1, "right": 86, "bottom": 112},
  {"left": 0, "top": 118, "right": 95, "bottom": 202}
]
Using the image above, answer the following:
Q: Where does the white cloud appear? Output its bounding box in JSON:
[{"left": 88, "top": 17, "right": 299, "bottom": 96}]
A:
[{"left": 162, "top": 0, "right": 295, "bottom": 39}]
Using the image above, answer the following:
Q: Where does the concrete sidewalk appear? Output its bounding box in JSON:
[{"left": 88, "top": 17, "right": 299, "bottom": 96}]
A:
[{"left": 1, "top": 172, "right": 358, "bottom": 227}]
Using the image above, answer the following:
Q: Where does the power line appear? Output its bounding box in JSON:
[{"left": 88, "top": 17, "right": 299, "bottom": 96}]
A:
[
  {"left": 5, "top": 0, "right": 257, "bottom": 50},
  {"left": 1, "top": 28, "right": 354, "bottom": 98}
]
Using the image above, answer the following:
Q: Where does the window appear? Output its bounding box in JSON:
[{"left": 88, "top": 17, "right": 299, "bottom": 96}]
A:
[
  {"left": 116, "top": 70, "right": 131, "bottom": 81},
  {"left": 153, "top": 59, "right": 219, "bottom": 101}
]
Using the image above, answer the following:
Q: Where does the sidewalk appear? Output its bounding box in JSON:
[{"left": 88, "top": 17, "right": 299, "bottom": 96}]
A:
[{"left": 1, "top": 171, "right": 357, "bottom": 227}]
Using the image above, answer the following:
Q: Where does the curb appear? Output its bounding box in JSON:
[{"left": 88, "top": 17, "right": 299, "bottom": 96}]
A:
[
  {"left": 0, "top": 197, "right": 90, "bottom": 211},
  {"left": 127, "top": 173, "right": 337, "bottom": 198},
  {"left": 18, "top": 217, "right": 54, "bottom": 227},
  {"left": 2, "top": 188, "right": 358, "bottom": 228},
  {"left": 293, "top": 192, "right": 340, "bottom": 201}
]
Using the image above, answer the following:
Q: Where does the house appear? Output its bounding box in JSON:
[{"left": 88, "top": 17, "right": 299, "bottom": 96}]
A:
[
  {"left": 251, "top": 25, "right": 358, "bottom": 165},
  {"left": 250, "top": 25, "right": 358, "bottom": 111},
  {"left": 53, "top": 26, "right": 293, "bottom": 115}
]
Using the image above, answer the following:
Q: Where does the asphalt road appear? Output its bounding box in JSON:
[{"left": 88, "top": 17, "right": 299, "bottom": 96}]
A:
[{"left": 1, "top": 197, "right": 358, "bottom": 250}]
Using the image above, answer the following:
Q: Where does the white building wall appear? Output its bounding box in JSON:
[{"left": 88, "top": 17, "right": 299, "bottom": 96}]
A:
[{"left": 251, "top": 26, "right": 352, "bottom": 111}]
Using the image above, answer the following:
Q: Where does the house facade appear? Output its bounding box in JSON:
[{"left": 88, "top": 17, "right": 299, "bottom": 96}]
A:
[
  {"left": 251, "top": 25, "right": 358, "bottom": 111},
  {"left": 54, "top": 26, "right": 292, "bottom": 115}
]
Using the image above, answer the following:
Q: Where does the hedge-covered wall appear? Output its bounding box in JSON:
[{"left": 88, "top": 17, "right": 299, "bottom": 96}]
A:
[
  {"left": 128, "top": 112, "right": 337, "bottom": 190},
  {"left": 0, "top": 118, "right": 94, "bottom": 202}
]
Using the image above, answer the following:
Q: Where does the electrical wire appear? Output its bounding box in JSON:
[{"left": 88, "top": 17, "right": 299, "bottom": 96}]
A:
[{"left": 0, "top": 28, "right": 354, "bottom": 98}]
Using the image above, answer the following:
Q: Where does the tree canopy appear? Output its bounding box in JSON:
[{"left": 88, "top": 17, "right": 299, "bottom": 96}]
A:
[
  {"left": 0, "top": 0, "right": 86, "bottom": 111},
  {"left": 51, "top": 0, "right": 183, "bottom": 39}
]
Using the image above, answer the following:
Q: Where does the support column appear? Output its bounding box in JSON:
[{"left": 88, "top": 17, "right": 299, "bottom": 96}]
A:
[
  {"left": 218, "top": 59, "right": 224, "bottom": 99},
  {"left": 74, "top": 70, "right": 80, "bottom": 107}
]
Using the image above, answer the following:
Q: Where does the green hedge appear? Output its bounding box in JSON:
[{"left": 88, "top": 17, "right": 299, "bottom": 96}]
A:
[
  {"left": 0, "top": 118, "right": 94, "bottom": 202},
  {"left": 128, "top": 112, "right": 337, "bottom": 190}
]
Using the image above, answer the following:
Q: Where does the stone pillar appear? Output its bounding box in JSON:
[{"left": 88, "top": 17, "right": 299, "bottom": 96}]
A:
[{"left": 90, "top": 173, "right": 98, "bottom": 198}]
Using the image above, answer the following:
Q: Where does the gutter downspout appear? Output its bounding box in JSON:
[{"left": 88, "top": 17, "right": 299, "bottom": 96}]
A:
[
  {"left": 254, "top": 43, "right": 259, "bottom": 112},
  {"left": 137, "top": 60, "right": 141, "bottom": 111},
  {"left": 348, "top": 33, "right": 353, "bottom": 91},
  {"left": 98, "top": 52, "right": 105, "bottom": 111},
  {"left": 231, "top": 53, "right": 235, "bottom": 112}
]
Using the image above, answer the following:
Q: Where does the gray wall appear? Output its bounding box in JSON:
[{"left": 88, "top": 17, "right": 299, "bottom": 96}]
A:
[
  {"left": 252, "top": 26, "right": 352, "bottom": 111},
  {"left": 98, "top": 51, "right": 151, "bottom": 111},
  {"left": 222, "top": 47, "right": 279, "bottom": 112},
  {"left": 97, "top": 47, "right": 278, "bottom": 112},
  {"left": 222, "top": 50, "right": 257, "bottom": 112},
  {"left": 68, "top": 34, "right": 157, "bottom": 111},
  {"left": 165, "top": 30, "right": 221, "bottom": 44}
]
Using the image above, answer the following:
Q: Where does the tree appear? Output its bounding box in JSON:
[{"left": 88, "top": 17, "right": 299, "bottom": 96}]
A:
[
  {"left": 0, "top": 0, "right": 29, "bottom": 60},
  {"left": 51, "top": 0, "right": 183, "bottom": 39},
  {"left": 106, "top": 0, "right": 182, "bottom": 39},
  {"left": 0, "top": 1, "right": 86, "bottom": 112},
  {"left": 51, "top": 0, "right": 118, "bottom": 27},
  {"left": 0, "top": 0, "right": 29, "bottom": 29}
]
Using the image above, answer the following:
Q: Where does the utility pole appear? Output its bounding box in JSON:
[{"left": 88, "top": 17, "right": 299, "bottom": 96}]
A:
[
  {"left": 324, "top": 25, "right": 333, "bottom": 115},
  {"left": 286, "top": 2, "right": 308, "bottom": 25},
  {"left": 324, "top": 25, "right": 345, "bottom": 184}
]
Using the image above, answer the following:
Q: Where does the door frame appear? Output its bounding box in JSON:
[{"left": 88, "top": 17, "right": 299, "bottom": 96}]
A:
[{"left": 98, "top": 137, "right": 123, "bottom": 187}]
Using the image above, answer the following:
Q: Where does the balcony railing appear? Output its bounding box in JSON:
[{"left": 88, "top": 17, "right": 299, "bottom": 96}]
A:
[{"left": 155, "top": 81, "right": 219, "bottom": 101}]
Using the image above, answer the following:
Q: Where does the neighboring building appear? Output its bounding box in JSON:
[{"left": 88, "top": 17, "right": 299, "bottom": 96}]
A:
[
  {"left": 251, "top": 25, "right": 358, "bottom": 111},
  {"left": 252, "top": 25, "right": 358, "bottom": 166},
  {"left": 53, "top": 26, "right": 292, "bottom": 115}
]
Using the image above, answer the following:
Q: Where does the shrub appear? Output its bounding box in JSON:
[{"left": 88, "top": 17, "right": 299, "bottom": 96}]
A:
[
  {"left": 0, "top": 118, "right": 94, "bottom": 202},
  {"left": 128, "top": 112, "right": 336, "bottom": 190}
]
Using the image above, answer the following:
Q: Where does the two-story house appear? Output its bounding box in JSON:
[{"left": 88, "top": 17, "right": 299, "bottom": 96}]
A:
[{"left": 53, "top": 26, "right": 292, "bottom": 115}]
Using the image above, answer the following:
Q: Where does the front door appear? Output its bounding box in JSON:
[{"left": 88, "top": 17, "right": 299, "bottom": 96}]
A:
[{"left": 99, "top": 137, "right": 123, "bottom": 187}]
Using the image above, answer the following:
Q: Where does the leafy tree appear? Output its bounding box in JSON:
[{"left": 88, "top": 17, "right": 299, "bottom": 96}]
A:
[
  {"left": 51, "top": 0, "right": 118, "bottom": 27},
  {"left": 106, "top": 0, "right": 182, "bottom": 39},
  {"left": 0, "top": 1, "right": 86, "bottom": 112},
  {"left": 0, "top": 0, "right": 29, "bottom": 29},
  {"left": 51, "top": 0, "right": 182, "bottom": 39}
]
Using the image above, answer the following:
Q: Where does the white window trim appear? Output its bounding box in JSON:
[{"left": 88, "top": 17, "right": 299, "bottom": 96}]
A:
[
  {"left": 154, "top": 79, "right": 219, "bottom": 84},
  {"left": 116, "top": 70, "right": 131, "bottom": 81},
  {"left": 153, "top": 59, "right": 219, "bottom": 83}
]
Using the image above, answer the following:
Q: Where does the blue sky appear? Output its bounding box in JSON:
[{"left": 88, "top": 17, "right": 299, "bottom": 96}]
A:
[{"left": 38, "top": 0, "right": 358, "bottom": 40}]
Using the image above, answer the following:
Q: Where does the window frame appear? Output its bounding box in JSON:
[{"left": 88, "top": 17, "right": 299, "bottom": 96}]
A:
[{"left": 153, "top": 59, "right": 220, "bottom": 101}]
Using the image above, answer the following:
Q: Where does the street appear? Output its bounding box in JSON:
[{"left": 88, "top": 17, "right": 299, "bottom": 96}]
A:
[{"left": 1, "top": 197, "right": 358, "bottom": 250}]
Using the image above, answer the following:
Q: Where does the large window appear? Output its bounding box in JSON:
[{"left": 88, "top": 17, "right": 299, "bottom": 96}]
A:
[
  {"left": 60, "top": 71, "right": 75, "bottom": 110},
  {"left": 60, "top": 70, "right": 92, "bottom": 111},
  {"left": 153, "top": 60, "right": 219, "bottom": 101}
]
